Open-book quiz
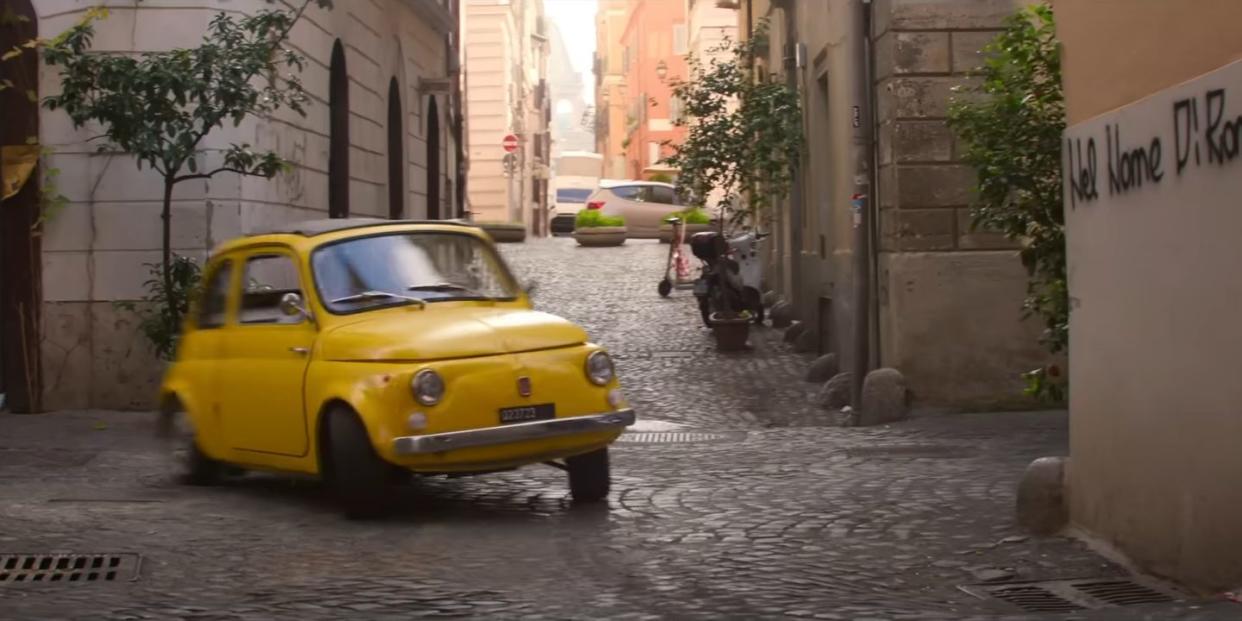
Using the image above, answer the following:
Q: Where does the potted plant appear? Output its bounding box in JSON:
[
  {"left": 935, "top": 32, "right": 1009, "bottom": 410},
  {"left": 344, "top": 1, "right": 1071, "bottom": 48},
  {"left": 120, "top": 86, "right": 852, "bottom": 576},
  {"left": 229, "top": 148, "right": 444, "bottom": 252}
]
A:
[
  {"left": 572, "top": 210, "right": 627, "bottom": 247},
  {"left": 710, "top": 309, "right": 752, "bottom": 352},
  {"left": 658, "top": 207, "right": 714, "bottom": 243}
]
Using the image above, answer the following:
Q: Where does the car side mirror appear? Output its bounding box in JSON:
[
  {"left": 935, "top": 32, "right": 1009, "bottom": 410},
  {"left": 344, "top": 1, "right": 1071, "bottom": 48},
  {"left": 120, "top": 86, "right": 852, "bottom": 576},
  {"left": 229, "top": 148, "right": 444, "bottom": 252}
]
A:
[{"left": 280, "top": 292, "right": 312, "bottom": 321}]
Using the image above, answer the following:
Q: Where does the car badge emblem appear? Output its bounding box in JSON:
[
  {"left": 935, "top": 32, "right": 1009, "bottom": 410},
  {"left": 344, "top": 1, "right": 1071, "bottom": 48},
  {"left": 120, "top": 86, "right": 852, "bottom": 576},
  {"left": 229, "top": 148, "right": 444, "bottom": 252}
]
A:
[{"left": 517, "top": 376, "right": 532, "bottom": 397}]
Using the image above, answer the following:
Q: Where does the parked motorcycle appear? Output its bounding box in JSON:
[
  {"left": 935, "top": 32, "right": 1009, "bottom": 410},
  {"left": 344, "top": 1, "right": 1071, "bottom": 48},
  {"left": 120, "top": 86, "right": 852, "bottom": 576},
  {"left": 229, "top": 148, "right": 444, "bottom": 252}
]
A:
[{"left": 689, "top": 230, "right": 766, "bottom": 327}]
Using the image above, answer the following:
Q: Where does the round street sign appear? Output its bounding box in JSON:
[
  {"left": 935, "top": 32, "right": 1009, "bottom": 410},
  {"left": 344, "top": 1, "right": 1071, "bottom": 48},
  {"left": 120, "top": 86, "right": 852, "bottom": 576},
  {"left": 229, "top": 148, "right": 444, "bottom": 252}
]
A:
[{"left": 502, "top": 134, "right": 519, "bottom": 153}]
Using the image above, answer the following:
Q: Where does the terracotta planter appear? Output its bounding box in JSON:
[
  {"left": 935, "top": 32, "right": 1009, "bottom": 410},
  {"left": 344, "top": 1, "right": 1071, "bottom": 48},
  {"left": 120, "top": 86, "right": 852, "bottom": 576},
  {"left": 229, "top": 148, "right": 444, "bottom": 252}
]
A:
[
  {"left": 478, "top": 222, "right": 527, "bottom": 243},
  {"left": 573, "top": 226, "right": 627, "bottom": 247},
  {"left": 710, "top": 311, "right": 752, "bottom": 352},
  {"left": 658, "top": 222, "right": 712, "bottom": 244}
]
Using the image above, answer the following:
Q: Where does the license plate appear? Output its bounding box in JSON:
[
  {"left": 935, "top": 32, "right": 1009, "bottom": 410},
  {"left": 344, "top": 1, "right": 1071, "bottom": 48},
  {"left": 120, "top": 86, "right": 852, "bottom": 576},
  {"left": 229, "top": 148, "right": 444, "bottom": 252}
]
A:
[
  {"left": 499, "top": 403, "right": 556, "bottom": 425},
  {"left": 693, "top": 279, "right": 709, "bottom": 296}
]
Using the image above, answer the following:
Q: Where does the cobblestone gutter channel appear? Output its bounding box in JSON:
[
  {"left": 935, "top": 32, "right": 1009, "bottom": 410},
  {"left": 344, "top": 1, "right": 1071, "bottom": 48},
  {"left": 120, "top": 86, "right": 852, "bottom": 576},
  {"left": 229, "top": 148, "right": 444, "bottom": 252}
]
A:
[{"left": 0, "top": 239, "right": 1234, "bottom": 619}]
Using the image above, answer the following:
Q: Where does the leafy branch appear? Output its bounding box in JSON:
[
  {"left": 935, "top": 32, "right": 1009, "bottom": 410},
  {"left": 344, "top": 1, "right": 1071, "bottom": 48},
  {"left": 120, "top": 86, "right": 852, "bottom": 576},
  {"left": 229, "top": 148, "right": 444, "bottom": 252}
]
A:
[
  {"left": 662, "top": 20, "right": 803, "bottom": 229},
  {"left": 947, "top": 3, "right": 1067, "bottom": 400}
]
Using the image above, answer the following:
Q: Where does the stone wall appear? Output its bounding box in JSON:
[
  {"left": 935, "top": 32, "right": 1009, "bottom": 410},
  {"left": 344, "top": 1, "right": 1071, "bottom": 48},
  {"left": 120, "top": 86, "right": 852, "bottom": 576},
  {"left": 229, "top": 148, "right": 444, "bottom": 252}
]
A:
[
  {"left": 873, "top": 0, "right": 1046, "bottom": 407},
  {"left": 36, "top": 0, "right": 454, "bottom": 410}
]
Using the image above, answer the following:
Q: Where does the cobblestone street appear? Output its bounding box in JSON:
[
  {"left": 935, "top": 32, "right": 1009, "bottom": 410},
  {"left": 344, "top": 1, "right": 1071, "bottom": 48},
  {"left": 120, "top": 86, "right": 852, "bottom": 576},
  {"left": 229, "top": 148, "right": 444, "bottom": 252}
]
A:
[{"left": 0, "top": 238, "right": 1235, "bottom": 620}]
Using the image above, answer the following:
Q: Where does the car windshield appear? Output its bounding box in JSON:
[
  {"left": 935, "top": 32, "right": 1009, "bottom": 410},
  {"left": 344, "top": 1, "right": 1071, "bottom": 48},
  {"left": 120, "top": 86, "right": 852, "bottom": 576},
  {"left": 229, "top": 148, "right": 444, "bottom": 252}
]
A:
[
  {"left": 556, "top": 188, "right": 592, "bottom": 203},
  {"left": 312, "top": 232, "right": 520, "bottom": 313}
]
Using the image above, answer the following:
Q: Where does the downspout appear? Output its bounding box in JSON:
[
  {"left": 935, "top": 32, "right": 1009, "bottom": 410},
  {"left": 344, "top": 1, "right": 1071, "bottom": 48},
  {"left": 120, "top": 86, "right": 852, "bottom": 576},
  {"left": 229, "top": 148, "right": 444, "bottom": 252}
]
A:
[
  {"left": 864, "top": 0, "right": 881, "bottom": 375},
  {"left": 777, "top": 0, "right": 804, "bottom": 315},
  {"left": 849, "top": 0, "right": 877, "bottom": 408}
]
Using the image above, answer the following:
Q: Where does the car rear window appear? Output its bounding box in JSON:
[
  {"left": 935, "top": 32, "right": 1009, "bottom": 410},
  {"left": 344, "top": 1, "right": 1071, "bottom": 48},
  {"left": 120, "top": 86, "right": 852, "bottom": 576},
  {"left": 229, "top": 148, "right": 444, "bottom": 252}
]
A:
[
  {"left": 610, "top": 186, "right": 643, "bottom": 200},
  {"left": 556, "top": 188, "right": 592, "bottom": 203}
]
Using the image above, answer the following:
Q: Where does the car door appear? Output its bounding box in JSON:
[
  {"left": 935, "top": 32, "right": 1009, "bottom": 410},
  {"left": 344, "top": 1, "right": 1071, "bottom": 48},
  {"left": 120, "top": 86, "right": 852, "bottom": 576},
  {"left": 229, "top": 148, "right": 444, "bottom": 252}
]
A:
[
  {"left": 176, "top": 257, "right": 236, "bottom": 438},
  {"left": 218, "top": 249, "right": 315, "bottom": 458},
  {"left": 602, "top": 185, "right": 645, "bottom": 230},
  {"left": 646, "top": 185, "right": 682, "bottom": 232}
]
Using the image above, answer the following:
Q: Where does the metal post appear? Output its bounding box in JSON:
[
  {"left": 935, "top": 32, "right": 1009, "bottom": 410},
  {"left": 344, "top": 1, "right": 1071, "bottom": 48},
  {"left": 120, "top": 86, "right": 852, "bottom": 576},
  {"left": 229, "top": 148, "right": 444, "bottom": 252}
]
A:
[{"left": 849, "top": 0, "right": 875, "bottom": 409}]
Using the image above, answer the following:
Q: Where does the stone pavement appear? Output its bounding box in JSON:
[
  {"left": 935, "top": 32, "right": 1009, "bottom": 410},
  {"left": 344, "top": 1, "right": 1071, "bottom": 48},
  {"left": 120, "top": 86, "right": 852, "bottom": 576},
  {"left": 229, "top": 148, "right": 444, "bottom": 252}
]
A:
[{"left": 0, "top": 237, "right": 1237, "bottom": 620}]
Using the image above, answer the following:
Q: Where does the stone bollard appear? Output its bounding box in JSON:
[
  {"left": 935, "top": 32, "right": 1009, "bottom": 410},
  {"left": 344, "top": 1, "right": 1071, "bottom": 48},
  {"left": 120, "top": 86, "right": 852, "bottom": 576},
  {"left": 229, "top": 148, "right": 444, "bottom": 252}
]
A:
[
  {"left": 817, "top": 372, "right": 853, "bottom": 410},
  {"left": 856, "top": 367, "right": 910, "bottom": 426},
  {"left": 770, "top": 302, "right": 794, "bottom": 328},
  {"left": 783, "top": 320, "right": 806, "bottom": 344},
  {"left": 793, "top": 327, "right": 819, "bottom": 354},
  {"left": 1017, "top": 456, "right": 1070, "bottom": 535},
  {"left": 805, "top": 353, "right": 839, "bottom": 383}
]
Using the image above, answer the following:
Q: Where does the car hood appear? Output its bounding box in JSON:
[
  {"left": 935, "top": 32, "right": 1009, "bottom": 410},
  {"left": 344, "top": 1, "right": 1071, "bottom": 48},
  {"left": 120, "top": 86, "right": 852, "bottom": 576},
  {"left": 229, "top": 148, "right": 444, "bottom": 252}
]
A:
[{"left": 320, "top": 307, "right": 589, "bottom": 362}]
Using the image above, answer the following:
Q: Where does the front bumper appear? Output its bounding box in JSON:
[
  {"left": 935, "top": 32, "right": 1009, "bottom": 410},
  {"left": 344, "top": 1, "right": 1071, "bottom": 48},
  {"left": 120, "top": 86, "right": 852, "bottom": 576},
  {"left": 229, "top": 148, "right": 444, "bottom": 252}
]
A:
[{"left": 392, "top": 409, "right": 636, "bottom": 456}]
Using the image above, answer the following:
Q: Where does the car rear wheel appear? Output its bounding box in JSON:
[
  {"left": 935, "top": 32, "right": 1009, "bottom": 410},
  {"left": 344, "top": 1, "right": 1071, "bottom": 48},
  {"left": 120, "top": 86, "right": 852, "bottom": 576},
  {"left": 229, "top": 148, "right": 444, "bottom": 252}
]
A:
[
  {"left": 567, "top": 448, "right": 610, "bottom": 503},
  {"left": 159, "top": 408, "right": 222, "bottom": 486},
  {"left": 326, "top": 408, "right": 394, "bottom": 519}
]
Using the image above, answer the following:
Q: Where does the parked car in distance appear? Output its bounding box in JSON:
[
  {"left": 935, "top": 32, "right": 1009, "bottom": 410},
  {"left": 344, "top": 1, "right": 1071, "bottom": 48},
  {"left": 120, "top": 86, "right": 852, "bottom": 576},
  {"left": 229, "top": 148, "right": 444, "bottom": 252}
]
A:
[
  {"left": 158, "top": 218, "right": 635, "bottom": 517},
  {"left": 551, "top": 186, "right": 593, "bottom": 234},
  {"left": 550, "top": 151, "right": 604, "bottom": 235},
  {"left": 584, "top": 181, "right": 684, "bottom": 238}
]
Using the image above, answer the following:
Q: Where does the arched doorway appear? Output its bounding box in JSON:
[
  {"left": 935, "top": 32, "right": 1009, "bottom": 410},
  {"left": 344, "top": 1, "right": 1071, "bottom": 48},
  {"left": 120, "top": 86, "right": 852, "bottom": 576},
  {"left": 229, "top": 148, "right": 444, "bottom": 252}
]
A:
[
  {"left": 425, "top": 96, "right": 441, "bottom": 220},
  {"left": 0, "top": 0, "right": 43, "bottom": 412},
  {"left": 328, "top": 40, "right": 350, "bottom": 219},
  {"left": 386, "top": 78, "right": 404, "bottom": 219}
]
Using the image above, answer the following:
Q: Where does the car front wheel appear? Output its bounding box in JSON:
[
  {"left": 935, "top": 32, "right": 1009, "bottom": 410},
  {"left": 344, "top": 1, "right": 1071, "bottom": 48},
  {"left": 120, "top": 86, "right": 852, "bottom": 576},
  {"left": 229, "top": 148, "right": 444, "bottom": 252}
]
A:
[
  {"left": 326, "top": 408, "right": 394, "bottom": 519},
  {"left": 566, "top": 448, "right": 611, "bottom": 503}
]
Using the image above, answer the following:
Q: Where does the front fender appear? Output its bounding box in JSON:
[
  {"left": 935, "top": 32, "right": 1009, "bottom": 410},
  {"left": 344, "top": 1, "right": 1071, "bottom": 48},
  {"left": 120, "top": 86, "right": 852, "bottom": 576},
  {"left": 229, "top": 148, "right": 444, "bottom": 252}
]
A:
[{"left": 305, "top": 361, "right": 417, "bottom": 471}]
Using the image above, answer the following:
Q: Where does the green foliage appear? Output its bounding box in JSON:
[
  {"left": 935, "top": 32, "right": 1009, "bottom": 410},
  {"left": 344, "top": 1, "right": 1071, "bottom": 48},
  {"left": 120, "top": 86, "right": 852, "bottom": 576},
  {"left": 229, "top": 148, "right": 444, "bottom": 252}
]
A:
[
  {"left": 575, "top": 209, "right": 625, "bottom": 228},
  {"left": 668, "top": 207, "right": 711, "bottom": 225},
  {"left": 663, "top": 20, "right": 803, "bottom": 228},
  {"left": 947, "top": 3, "right": 1067, "bottom": 400},
  {"left": 115, "top": 256, "right": 203, "bottom": 361},
  {"left": 42, "top": 1, "right": 329, "bottom": 357}
]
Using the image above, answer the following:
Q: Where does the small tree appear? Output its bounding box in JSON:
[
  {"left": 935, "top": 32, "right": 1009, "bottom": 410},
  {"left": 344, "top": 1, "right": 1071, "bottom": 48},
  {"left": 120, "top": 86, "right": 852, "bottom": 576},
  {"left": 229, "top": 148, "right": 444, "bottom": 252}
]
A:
[
  {"left": 662, "top": 22, "right": 803, "bottom": 229},
  {"left": 42, "top": 0, "right": 332, "bottom": 358},
  {"left": 947, "top": 4, "right": 1066, "bottom": 400}
]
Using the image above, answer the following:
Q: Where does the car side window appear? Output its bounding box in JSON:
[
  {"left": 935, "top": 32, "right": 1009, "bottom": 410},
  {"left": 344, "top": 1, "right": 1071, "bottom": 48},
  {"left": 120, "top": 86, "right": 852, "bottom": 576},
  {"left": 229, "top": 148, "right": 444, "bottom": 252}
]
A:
[
  {"left": 240, "top": 254, "right": 304, "bottom": 325},
  {"left": 611, "top": 185, "right": 643, "bottom": 201},
  {"left": 649, "top": 186, "right": 677, "bottom": 205},
  {"left": 197, "top": 260, "right": 233, "bottom": 329}
]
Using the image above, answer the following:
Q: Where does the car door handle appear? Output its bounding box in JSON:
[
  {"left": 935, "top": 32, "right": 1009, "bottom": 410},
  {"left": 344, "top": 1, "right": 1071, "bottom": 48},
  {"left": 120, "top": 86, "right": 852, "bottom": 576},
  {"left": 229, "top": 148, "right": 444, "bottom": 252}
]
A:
[{"left": 289, "top": 347, "right": 309, "bottom": 355}]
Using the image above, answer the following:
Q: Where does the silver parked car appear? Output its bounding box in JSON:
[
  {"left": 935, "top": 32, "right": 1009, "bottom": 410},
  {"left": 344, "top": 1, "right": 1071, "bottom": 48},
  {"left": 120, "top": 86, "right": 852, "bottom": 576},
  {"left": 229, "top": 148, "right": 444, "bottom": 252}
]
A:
[{"left": 583, "top": 181, "right": 684, "bottom": 238}]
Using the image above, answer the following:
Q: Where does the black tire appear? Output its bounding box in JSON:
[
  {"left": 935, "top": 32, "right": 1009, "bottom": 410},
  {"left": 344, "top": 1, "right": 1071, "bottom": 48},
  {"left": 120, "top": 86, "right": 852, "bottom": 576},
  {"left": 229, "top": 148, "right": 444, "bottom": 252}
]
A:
[
  {"left": 566, "top": 448, "right": 610, "bottom": 503},
  {"left": 326, "top": 408, "right": 394, "bottom": 519},
  {"left": 160, "top": 408, "right": 223, "bottom": 486},
  {"left": 657, "top": 278, "right": 672, "bottom": 297},
  {"left": 697, "top": 295, "right": 713, "bottom": 327}
]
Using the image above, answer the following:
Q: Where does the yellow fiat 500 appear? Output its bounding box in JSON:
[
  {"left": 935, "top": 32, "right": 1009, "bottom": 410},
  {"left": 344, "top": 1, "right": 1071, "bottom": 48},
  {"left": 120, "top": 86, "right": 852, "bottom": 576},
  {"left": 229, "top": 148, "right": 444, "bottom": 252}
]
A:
[{"left": 157, "top": 219, "right": 634, "bottom": 516}]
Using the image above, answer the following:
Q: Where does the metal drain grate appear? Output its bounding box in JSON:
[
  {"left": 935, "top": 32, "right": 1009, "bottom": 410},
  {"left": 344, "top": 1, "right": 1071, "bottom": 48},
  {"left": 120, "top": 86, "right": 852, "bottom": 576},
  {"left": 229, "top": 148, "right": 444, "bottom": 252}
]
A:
[
  {"left": 961, "top": 577, "right": 1181, "bottom": 613},
  {"left": 1072, "top": 579, "right": 1176, "bottom": 606},
  {"left": 0, "top": 554, "right": 140, "bottom": 584},
  {"left": 617, "top": 431, "right": 744, "bottom": 444},
  {"left": 981, "top": 585, "right": 1086, "bottom": 613}
]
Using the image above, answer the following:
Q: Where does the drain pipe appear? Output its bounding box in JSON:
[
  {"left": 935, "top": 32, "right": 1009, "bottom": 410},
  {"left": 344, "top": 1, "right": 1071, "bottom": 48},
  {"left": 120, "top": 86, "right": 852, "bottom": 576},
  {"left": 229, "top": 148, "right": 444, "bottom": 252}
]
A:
[{"left": 849, "top": 0, "right": 876, "bottom": 409}]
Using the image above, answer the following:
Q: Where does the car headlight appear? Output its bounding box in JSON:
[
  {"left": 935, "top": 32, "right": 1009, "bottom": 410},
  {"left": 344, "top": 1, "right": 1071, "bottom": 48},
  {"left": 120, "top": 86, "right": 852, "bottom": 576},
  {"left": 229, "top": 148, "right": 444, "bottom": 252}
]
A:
[
  {"left": 411, "top": 369, "right": 445, "bottom": 406},
  {"left": 585, "top": 351, "right": 615, "bottom": 386}
]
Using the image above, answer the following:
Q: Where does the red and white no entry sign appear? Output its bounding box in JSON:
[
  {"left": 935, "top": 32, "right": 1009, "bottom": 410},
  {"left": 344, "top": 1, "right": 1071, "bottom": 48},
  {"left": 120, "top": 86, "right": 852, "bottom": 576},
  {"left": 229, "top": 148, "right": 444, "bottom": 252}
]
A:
[{"left": 502, "top": 134, "right": 519, "bottom": 153}]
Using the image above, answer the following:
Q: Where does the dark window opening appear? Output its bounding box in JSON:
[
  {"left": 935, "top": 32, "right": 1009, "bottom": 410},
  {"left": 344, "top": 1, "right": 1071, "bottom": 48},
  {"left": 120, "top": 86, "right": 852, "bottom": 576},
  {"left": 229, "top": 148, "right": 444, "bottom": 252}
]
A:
[
  {"left": 426, "top": 96, "right": 441, "bottom": 219},
  {"left": 387, "top": 77, "right": 404, "bottom": 220},
  {"left": 328, "top": 40, "right": 350, "bottom": 219}
]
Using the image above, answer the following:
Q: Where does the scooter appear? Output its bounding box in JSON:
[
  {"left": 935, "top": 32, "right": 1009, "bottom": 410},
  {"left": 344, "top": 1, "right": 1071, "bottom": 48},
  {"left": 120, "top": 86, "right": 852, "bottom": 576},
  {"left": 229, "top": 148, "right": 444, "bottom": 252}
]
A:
[{"left": 689, "top": 229, "right": 767, "bottom": 327}]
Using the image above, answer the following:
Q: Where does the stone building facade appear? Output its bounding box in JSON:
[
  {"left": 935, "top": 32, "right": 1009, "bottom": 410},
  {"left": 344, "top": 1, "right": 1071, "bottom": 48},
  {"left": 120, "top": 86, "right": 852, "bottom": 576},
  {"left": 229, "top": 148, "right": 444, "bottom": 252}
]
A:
[
  {"left": 463, "top": 0, "right": 551, "bottom": 233},
  {"left": 9, "top": 0, "right": 463, "bottom": 411},
  {"left": 735, "top": 0, "right": 1044, "bottom": 408}
]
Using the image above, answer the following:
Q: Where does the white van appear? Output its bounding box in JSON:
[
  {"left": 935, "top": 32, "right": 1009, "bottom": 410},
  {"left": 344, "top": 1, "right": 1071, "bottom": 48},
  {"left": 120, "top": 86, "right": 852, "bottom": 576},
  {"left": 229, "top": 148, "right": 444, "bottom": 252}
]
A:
[{"left": 550, "top": 152, "right": 604, "bottom": 234}]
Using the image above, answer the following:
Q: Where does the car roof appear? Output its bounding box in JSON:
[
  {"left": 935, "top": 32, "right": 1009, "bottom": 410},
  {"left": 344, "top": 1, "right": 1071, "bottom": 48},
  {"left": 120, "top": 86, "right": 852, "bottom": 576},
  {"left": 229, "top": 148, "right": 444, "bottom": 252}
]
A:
[
  {"left": 211, "top": 218, "right": 483, "bottom": 255},
  {"left": 256, "top": 217, "right": 476, "bottom": 237},
  {"left": 598, "top": 179, "right": 675, "bottom": 190}
]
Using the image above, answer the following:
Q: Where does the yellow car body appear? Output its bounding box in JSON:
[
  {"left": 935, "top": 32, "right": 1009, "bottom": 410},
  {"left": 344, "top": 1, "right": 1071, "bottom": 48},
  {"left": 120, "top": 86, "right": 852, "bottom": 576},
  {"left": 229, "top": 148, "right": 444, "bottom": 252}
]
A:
[{"left": 159, "top": 219, "right": 633, "bottom": 506}]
